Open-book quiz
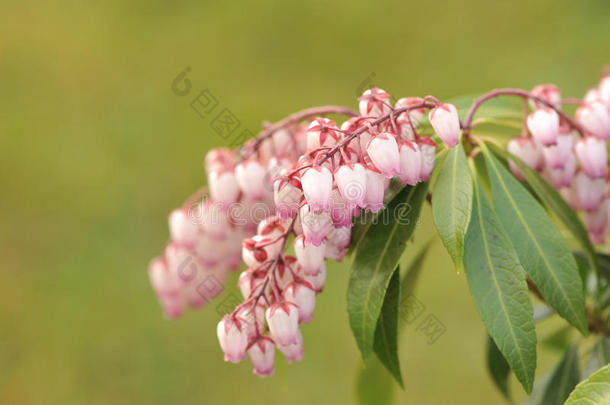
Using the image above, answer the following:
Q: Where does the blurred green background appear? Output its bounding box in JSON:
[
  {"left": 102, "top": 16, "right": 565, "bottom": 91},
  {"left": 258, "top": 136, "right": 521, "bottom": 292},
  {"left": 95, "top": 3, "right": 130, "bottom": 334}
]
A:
[{"left": 2, "top": 0, "right": 609, "bottom": 404}]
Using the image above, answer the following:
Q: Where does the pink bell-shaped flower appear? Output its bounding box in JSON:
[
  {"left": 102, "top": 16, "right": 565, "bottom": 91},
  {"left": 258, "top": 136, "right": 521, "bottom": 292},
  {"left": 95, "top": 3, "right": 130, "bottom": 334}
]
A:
[
  {"left": 358, "top": 87, "right": 392, "bottom": 117},
  {"left": 208, "top": 169, "right": 240, "bottom": 205},
  {"left": 575, "top": 137, "right": 607, "bottom": 179},
  {"left": 247, "top": 337, "right": 275, "bottom": 377},
  {"left": 284, "top": 281, "right": 316, "bottom": 323},
  {"left": 334, "top": 163, "right": 367, "bottom": 209},
  {"left": 217, "top": 315, "right": 249, "bottom": 363},
  {"left": 293, "top": 235, "right": 326, "bottom": 275},
  {"left": 573, "top": 171, "right": 605, "bottom": 212},
  {"left": 418, "top": 137, "right": 437, "bottom": 182},
  {"left": 306, "top": 118, "right": 340, "bottom": 152},
  {"left": 277, "top": 330, "right": 304, "bottom": 363},
  {"left": 235, "top": 160, "right": 267, "bottom": 200},
  {"left": 544, "top": 153, "right": 577, "bottom": 189},
  {"left": 273, "top": 178, "right": 303, "bottom": 219},
  {"left": 304, "top": 261, "right": 326, "bottom": 292},
  {"left": 301, "top": 166, "right": 333, "bottom": 212},
  {"left": 168, "top": 209, "right": 200, "bottom": 246},
  {"left": 363, "top": 167, "right": 385, "bottom": 213},
  {"left": 576, "top": 101, "right": 610, "bottom": 140},
  {"left": 530, "top": 84, "right": 561, "bottom": 109},
  {"left": 542, "top": 132, "right": 575, "bottom": 169},
  {"left": 507, "top": 137, "right": 544, "bottom": 180},
  {"left": 398, "top": 141, "right": 422, "bottom": 186},
  {"left": 299, "top": 204, "right": 332, "bottom": 246},
  {"left": 429, "top": 103, "right": 460, "bottom": 148},
  {"left": 527, "top": 108, "right": 559, "bottom": 146},
  {"left": 366, "top": 132, "right": 401, "bottom": 178},
  {"left": 265, "top": 302, "right": 300, "bottom": 346}
]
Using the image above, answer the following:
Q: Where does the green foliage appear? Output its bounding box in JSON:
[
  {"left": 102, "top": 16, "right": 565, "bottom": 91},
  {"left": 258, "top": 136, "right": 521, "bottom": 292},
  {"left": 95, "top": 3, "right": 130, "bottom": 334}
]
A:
[
  {"left": 373, "top": 267, "right": 403, "bottom": 387},
  {"left": 347, "top": 183, "right": 428, "bottom": 363},
  {"left": 487, "top": 142, "right": 599, "bottom": 285},
  {"left": 584, "top": 338, "right": 610, "bottom": 378},
  {"left": 481, "top": 147, "right": 588, "bottom": 335},
  {"left": 564, "top": 364, "right": 610, "bottom": 405},
  {"left": 432, "top": 143, "right": 472, "bottom": 272},
  {"left": 463, "top": 176, "right": 536, "bottom": 393},
  {"left": 486, "top": 336, "right": 511, "bottom": 399}
]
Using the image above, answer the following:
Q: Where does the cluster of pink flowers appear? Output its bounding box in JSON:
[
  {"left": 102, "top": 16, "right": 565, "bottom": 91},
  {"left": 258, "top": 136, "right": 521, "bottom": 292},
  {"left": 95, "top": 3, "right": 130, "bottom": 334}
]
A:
[
  {"left": 507, "top": 78, "right": 610, "bottom": 243},
  {"left": 150, "top": 87, "right": 461, "bottom": 376}
]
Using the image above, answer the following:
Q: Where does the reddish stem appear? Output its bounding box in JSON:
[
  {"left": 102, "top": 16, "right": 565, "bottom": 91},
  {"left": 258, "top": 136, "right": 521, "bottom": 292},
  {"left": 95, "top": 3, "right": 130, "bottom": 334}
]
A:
[{"left": 462, "top": 88, "right": 586, "bottom": 137}]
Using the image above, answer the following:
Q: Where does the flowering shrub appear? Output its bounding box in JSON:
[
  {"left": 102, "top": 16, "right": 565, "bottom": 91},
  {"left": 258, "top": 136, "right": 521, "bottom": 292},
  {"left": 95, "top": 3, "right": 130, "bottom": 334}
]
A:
[{"left": 149, "top": 75, "right": 610, "bottom": 403}]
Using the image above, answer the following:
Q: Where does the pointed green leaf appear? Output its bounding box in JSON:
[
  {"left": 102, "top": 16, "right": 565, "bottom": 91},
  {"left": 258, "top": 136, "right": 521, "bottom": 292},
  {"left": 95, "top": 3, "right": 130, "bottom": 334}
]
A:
[
  {"left": 348, "top": 183, "right": 428, "bottom": 362},
  {"left": 432, "top": 143, "right": 473, "bottom": 272},
  {"left": 585, "top": 338, "right": 610, "bottom": 378},
  {"left": 487, "top": 141, "right": 598, "bottom": 286},
  {"left": 486, "top": 335, "right": 511, "bottom": 399},
  {"left": 482, "top": 148, "right": 588, "bottom": 335},
  {"left": 355, "top": 357, "right": 396, "bottom": 405},
  {"left": 373, "top": 267, "right": 403, "bottom": 387},
  {"left": 564, "top": 364, "right": 610, "bottom": 405},
  {"left": 464, "top": 177, "right": 536, "bottom": 393}
]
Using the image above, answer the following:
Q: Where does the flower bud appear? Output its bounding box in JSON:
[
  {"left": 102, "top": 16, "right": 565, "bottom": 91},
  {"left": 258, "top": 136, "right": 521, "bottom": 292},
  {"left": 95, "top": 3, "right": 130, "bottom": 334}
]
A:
[
  {"left": 527, "top": 108, "right": 559, "bottom": 146},
  {"left": 304, "top": 261, "right": 326, "bottom": 292},
  {"left": 273, "top": 178, "right": 302, "bottom": 219},
  {"left": 363, "top": 167, "right": 385, "bottom": 213},
  {"left": 217, "top": 315, "right": 249, "bottom": 363},
  {"left": 209, "top": 169, "right": 240, "bottom": 205},
  {"left": 277, "top": 330, "right": 304, "bottom": 363},
  {"left": 573, "top": 171, "right": 605, "bottom": 212},
  {"left": 576, "top": 101, "right": 610, "bottom": 140},
  {"left": 265, "top": 302, "right": 300, "bottom": 346},
  {"left": 530, "top": 84, "right": 561, "bottom": 109},
  {"left": 398, "top": 141, "right": 422, "bottom": 186},
  {"left": 599, "top": 76, "right": 610, "bottom": 108},
  {"left": 542, "top": 132, "right": 575, "bottom": 170},
  {"left": 334, "top": 163, "right": 367, "bottom": 209},
  {"left": 366, "top": 132, "right": 401, "bottom": 178},
  {"left": 544, "top": 153, "right": 577, "bottom": 189},
  {"left": 585, "top": 199, "right": 609, "bottom": 244},
  {"left": 235, "top": 160, "right": 267, "bottom": 200},
  {"left": 418, "top": 137, "right": 437, "bottom": 182},
  {"left": 301, "top": 166, "right": 333, "bottom": 212},
  {"left": 149, "top": 257, "right": 184, "bottom": 319},
  {"left": 242, "top": 235, "right": 282, "bottom": 268},
  {"left": 429, "top": 103, "right": 460, "bottom": 148},
  {"left": 575, "top": 137, "right": 607, "bottom": 179},
  {"left": 284, "top": 281, "right": 316, "bottom": 323},
  {"left": 560, "top": 183, "right": 579, "bottom": 211},
  {"left": 396, "top": 97, "right": 426, "bottom": 126},
  {"left": 248, "top": 337, "right": 275, "bottom": 377},
  {"left": 358, "top": 88, "right": 392, "bottom": 117},
  {"left": 299, "top": 204, "right": 332, "bottom": 246},
  {"left": 329, "top": 188, "right": 354, "bottom": 228},
  {"left": 507, "top": 137, "right": 544, "bottom": 180},
  {"left": 205, "top": 148, "right": 234, "bottom": 173},
  {"left": 293, "top": 235, "right": 325, "bottom": 275},
  {"left": 306, "top": 118, "right": 339, "bottom": 152},
  {"left": 168, "top": 209, "right": 200, "bottom": 246}
]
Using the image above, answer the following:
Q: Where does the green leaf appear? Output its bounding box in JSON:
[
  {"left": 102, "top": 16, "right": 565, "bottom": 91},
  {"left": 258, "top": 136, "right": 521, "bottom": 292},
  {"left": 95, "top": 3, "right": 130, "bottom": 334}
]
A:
[
  {"left": 486, "top": 335, "right": 511, "bottom": 399},
  {"left": 487, "top": 141, "right": 599, "bottom": 286},
  {"left": 584, "top": 337, "right": 610, "bottom": 378},
  {"left": 525, "top": 369, "right": 553, "bottom": 405},
  {"left": 463, "top": 176, "right": 536, "bottom": 393},
  {"left": 432, "top": 142, "right": 473, "bottom": 272},
  {"left": 564, "top": 364, "right": 610, "bottom": 405},
  {"left": 482, "top": 147, "right": 588, "bottom": 335},
  {"left": 539, "top": 345, "right": 580, "bottom": 405},
  {"left": 354, "top": 357, "right": 396, "bottom": 405},
  {"left": 373, "top": 266, "right": 403, "bottom": 387},
  {"left": 348, "top": 183, "right": 429, "bottom": 362}
]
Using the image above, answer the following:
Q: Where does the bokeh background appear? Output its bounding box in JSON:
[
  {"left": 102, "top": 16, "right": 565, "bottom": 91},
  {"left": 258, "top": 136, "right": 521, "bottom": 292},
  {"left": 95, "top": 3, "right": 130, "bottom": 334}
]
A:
[{"left": 2, "top": 1, "right": 610, "bottom": 404}]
